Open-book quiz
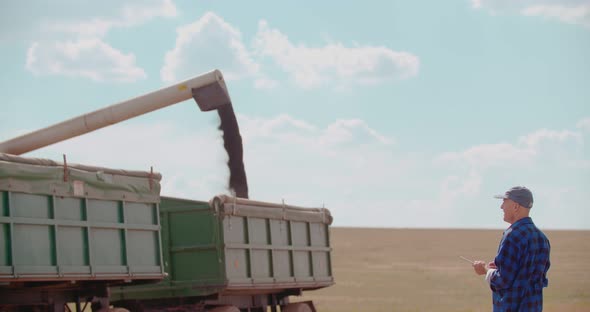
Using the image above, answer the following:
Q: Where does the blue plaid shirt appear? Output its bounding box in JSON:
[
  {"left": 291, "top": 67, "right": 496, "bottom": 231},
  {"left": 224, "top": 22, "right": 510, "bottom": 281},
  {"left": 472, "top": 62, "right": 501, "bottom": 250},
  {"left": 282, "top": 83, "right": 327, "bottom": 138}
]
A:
[{"left": 489, "top": 217, "right": 551, "bottom": 312}]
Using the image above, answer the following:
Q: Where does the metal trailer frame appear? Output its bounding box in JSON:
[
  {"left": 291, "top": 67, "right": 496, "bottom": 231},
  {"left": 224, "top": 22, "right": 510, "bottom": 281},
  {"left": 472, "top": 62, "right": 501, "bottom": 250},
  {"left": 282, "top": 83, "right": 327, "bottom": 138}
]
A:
[
  {"left": 111, "top": 196, "right": 333, "bottom": 312},
  {"left": 0, "top": 154, "right": 165, "bottom": 312}
]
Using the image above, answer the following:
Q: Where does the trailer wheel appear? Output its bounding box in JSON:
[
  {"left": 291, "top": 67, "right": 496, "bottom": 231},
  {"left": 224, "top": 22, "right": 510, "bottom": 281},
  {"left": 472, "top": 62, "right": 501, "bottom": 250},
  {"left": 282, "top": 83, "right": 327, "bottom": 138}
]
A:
[
  {"left": 282, "top": 302, "right": 313, "bottom": 312},
  {"left": 207, "top": 306, "right": 240, "bottom": 312}
]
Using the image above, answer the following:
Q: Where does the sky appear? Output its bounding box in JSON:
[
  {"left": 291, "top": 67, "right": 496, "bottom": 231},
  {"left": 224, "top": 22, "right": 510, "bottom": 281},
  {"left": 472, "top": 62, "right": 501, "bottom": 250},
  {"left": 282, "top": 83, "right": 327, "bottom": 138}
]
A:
[{"left": 0, "top": 0, "right": 588, "bottom": 229}]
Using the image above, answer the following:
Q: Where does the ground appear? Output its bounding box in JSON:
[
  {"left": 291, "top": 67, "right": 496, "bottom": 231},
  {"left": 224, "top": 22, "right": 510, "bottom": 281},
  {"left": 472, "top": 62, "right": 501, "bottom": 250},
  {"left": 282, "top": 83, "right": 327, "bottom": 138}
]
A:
[{"left": 298, "top": 228, "right": 590, "bottom": 312}]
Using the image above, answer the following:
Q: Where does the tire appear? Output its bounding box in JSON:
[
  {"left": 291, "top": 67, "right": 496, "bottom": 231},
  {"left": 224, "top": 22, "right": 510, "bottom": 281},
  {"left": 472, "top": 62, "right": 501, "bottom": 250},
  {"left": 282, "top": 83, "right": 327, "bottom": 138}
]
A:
[
  {"left": 282, "top": 303, "right": 312, "bottom": 312},
  {"left": 207, "top": 306, "right": 240, "bottom": 312}
]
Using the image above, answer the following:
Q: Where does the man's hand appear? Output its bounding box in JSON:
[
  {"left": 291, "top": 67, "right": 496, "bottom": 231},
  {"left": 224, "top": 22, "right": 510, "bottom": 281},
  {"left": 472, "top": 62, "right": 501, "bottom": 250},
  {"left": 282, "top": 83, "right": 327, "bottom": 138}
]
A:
[
  {"left": 473, "top": 261, "right": 488, "bottom": 275},
  {"left": 488, "top": 261, "right": 497, "bottom": 270}
]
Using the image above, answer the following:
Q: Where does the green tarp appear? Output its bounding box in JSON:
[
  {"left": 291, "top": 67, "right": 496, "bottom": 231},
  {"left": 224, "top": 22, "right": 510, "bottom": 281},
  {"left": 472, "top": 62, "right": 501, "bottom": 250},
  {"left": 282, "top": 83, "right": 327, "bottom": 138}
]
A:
[
  {"left": 213, "top": 194, "right": 333, "bottom": 225},
  {"left": 0, "top": 153, "right": 161, "bottom": 203}
]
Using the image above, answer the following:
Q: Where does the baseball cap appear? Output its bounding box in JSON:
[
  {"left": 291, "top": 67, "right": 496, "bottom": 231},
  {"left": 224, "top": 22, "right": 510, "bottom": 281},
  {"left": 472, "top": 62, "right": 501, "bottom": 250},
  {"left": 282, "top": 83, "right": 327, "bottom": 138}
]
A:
[{"left": 494, "top": 186, "right": 534, "bottom": 209}]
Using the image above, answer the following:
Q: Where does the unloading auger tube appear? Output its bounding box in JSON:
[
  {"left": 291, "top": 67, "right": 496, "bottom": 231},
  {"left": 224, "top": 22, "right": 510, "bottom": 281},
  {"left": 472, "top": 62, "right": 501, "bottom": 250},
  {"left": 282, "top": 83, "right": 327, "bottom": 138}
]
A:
[{"left": 0, "top": 69, "right": 231, "bottom": 155}]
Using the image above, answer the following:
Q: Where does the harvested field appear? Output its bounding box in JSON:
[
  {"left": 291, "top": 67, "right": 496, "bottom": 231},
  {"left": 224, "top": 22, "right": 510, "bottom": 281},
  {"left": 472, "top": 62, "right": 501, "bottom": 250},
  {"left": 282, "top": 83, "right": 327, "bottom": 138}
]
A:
[{"left": 298, "top": 228, "right": 590, "bottom": 312}]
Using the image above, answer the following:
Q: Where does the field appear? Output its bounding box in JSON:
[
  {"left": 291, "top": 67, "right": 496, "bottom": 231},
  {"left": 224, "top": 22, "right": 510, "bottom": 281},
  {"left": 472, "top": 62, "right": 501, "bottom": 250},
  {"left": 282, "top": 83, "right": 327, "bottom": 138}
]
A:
[{"left": 299, "top": 228, "right": 590, "bottom": 312}]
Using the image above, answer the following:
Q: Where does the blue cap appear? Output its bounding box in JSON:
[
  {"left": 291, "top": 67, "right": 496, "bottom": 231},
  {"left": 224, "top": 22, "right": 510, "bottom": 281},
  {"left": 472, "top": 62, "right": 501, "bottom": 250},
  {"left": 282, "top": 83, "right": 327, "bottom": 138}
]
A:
[{"left": 494, "top": 186, "right": 534, "bottom": 209}]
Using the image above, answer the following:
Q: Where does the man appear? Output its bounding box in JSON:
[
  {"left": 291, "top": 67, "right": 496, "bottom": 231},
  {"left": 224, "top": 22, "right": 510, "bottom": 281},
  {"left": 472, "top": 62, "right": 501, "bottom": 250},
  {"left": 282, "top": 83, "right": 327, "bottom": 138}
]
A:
[{"left": 473, "top": 186, "right": 551, "bottom": 312}]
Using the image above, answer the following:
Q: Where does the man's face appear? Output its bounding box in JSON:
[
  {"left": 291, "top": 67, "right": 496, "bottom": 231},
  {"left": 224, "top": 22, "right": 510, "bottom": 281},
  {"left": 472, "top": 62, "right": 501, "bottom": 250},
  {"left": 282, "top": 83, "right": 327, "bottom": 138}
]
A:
[{"left": 500, "top": 198, "right": 518, "bottom": 224}]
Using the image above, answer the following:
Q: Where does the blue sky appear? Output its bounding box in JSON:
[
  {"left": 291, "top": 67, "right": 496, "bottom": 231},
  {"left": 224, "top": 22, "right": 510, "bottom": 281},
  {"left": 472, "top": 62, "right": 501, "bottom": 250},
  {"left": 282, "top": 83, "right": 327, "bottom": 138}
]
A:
[{"left": 1, "top": 0, "right": 589, "bottom": 229}]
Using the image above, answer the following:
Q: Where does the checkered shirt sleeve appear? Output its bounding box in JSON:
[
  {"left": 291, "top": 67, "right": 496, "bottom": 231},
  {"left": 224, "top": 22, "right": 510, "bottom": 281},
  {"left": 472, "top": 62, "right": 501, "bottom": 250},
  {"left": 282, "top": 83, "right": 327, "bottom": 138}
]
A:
[{"left": 488, "top": 218, "right": 550, "bottom": 312}]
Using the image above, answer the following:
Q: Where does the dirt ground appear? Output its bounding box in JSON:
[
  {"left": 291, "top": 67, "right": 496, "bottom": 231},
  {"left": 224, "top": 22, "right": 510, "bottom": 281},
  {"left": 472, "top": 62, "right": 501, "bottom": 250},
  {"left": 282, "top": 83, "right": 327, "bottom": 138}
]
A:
[{"left": 298, "top": 227, "right": 590, "bottom": 312}]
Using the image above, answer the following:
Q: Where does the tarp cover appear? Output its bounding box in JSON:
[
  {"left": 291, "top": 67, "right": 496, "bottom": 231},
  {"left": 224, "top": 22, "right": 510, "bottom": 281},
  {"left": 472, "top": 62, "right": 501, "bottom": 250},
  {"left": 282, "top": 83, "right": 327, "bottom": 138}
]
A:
[
  {"left": 0, "top": 153, "right": 161, "bottom": 203},
  {"left": 213, "top": 194, "right": 333, "bottom": 225}
]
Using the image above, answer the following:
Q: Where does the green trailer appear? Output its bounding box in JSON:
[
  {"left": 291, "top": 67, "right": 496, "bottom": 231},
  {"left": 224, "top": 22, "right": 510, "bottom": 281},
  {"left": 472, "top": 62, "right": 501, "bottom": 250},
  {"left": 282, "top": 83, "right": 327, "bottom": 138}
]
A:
[
  {"left": 0, "top": 153, "right": 335, "bottom": 312},
  {"left": 0, "top": 153, "right": 165, "bottom": 311},
  {"left": 111, "top": 195, "right": 334, "bottom": 312},
  {"left": 0, "top": 69, "right": 335, "bottom": 311}
]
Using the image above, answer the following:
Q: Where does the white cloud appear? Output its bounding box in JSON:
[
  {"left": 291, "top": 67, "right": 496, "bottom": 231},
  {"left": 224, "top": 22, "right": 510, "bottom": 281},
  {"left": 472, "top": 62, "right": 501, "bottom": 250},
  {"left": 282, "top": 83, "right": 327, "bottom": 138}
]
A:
[
  {"left": 577, "top": 117, "right": 590, "bottom": 131},
  {"left": 437, "top": 128, "right": 583, "bottom": 169},
  {"left": 254, "top": 77, "right": 279, "bottom": 89},
  {"left": 160, "top": 13, "right": 418, "bottom": 89},
  {"left": 161, "top": 12, "right": 262, "bottom": 84},
  {"left": 240, "top": 114, "right": 317, "bottom": 136},
  {"left": 44, "top": 0, "right": 177, "bottom": 37},
  {"left": 236, "top": 115, "right": 420, "bottom": 217},
  {"left": 23, "top": 113, "right": 397, "bottom": 215},
  {"left": 433, "top": 123, "right": 589, "bottom": 229},
  {"left": 253, "top": 20, "right": 420, "bottom": 89},
  {"left": 440, "top": 170, "right": 482, "bottom": 202},
  {"left": 238, "top": 114, "right": 393, "bottom": 148},
  {"left": 319, "top": 119, "right": 394, "bottom": 146},
  {"left": 472, "top": 0, "right": 590, "bottom": 28},
  {"left": 522, "top": 4, "right": 590, "bottom": 28},
  {"left": 20, "top": 0, "right": 177, "bottom": 82},
  {"left": 46, "top": 18, "right": 116, "bottom": 38},
  {"left": 436, "top": 142, "right": 534, "bottom": 169},
  {"left": 26, "top": 39, "right": 146, "bottom": 82},
  {"left": 20, "top": 1, "right": 176, "bottom": 82},
  {"left": 120, "top": 0, "right": 177, "bottom": 24},
  {"left": 15, "top": 112, "right": 589, "bottom": 229},
  {"left": 518, "top": 128, "right": 582, "bottom": 147}
]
